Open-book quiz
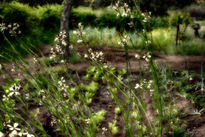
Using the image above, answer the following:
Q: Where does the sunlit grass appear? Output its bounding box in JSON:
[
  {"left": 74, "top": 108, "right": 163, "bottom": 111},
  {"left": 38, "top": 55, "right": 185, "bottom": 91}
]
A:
[
  {"left": 149, "top": 28, "right": 175, "bottom": 49},
  {"left": 70, "top": 26, "right": 205, "bottom": 55},
  {"left": 70, "top": 27, "right": 121, "bottom": 48}
]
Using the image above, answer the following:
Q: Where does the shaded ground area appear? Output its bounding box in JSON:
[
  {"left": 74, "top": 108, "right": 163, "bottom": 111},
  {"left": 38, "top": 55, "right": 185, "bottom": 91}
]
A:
[{"left": 0, "top": 45, "right": 205, "bottom": 137}]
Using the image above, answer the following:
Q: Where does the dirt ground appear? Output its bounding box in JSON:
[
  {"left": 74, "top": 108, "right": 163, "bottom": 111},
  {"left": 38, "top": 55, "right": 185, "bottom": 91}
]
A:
[{"left": 1, "top": 45, "right": 205, "bottom": 137}]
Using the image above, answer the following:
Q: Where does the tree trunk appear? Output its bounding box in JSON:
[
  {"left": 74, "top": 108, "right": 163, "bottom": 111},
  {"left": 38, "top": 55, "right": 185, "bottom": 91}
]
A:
[
  {"left": 176, "top": 24, "right": 180, "bottom": 46},
  {"left": 60, "top": 0, "right": 72, "bottom": 58}
]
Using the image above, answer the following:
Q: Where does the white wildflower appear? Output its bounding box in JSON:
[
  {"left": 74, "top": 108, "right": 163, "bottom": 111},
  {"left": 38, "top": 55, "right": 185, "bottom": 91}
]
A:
[
  {"left": 7, "top": 123, "right": 21, "bottom": 131},
  {"left": 85, "top": 118, "right": 90, "bottom": 124},
  {"left": 146, "top": 40, "right": 151, "bottom": 45},
  {"left": 23, "top": 132, "right": 35, "bottom": 137},
  {"left": 33, "top": 58, "right": 37, "bottom": 63},
  {"left": 102, "top": 127, "right": 108, "bottom": 134},
  {"left": 70, "top": 44, "right": 74, "bottom": 49},
  {"left": 135, "top": 54, "right": 140, "bottom": 59},
  {"left": 9, "top": 130, "right": 18, "bottom": 137},
  {"left": 62, "top": 40, "right": 67, "bottom": 46},
  {"left": 77, "top": 39, "right": 83, "bottom": 43},
  {"left": 135, "top": 84, "right": 140, "bottom": 89},
  {"left": 78, "top": 23, "right": 82, "bottom": 27},
  {"left": 84, "top": 54, "right": 88, "bottom": 58},
  {"left": 73, "top": 30, "right": 77, "bottom": 34},
  {"left": 60, "top": 60, "right": 65, "bottom": 63},
  {"left": 0, "top": 131, "right": 4, "bottom": 137}
]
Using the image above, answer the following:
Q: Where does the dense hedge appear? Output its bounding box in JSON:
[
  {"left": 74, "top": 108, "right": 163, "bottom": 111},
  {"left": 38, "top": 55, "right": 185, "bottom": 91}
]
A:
[
  {"left": 8, "top": 0, "right": 88, "bottom": 7},
  {"left": 0, "top": 2, "right": 170, "bottom": 34}
]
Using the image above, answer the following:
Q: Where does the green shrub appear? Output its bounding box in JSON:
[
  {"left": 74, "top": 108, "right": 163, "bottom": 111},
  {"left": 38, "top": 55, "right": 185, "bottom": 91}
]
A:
[
  {"left": 41, "top": 9, "right": 60, "bottom": 30},
  {"left": 96, "top": 12, "right": 118, "bottom": 29},
  {"left": 149, "top": 17, "right": 169, "bottom": 28},
  {"left": 70, "top": 11, "right": 97, "bottom": 28}
]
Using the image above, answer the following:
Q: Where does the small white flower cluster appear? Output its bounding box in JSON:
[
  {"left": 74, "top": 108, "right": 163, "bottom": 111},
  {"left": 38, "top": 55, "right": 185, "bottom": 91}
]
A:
[
  {"left": 102, "top": 127, "right": 108, "bottom": 135},
  {"left": 112, "top": 1, "right": 119, "bottom": 11},
  {"left": 0, "top": 22, "right": 21, "bottom": 36},
  {"left": 147, "top": 80, "right": 154, "bottom": 96},
  {"left": 54, "top": 31, "right": 67, "bottom": 47},
  {"left": 49, "top": 47, "right": 57, "bottom": 60},
  {"left": 85, "top": 118, "right": 90, "bottom": 124},
  {"left": 25, "top": 93, "right": 30, "bottom": 100},
  {"left": 33, "top": 57, "right": 37, "bottom": 64},
  {"left": 134, "top": 83, "right": 142, "bottom": 90},
  {"left": 38, "top": 89, "right": 45, "bottom": 97},
  {"left": 121, "top": 3, "right": 131, "bottom": 17},
  {"left": 73, "top": 23, "right": 86, "bottom": 44},
  {"left": 145, "top": 40, "right": 151, "bottom": 46},
  {"left": 84, "top": 48, "right": 104, "bottom": 62},
  {"left": 142, "top": 52, "right": 151, "bottom": 62},
  {"left": 11, "top": 64, "right": 15, "bottom": 72},
  {"left": 50, "top": 45, "right": 64, "bottom": 61},
  {"left": 142, "top": 12, "right": 151, "bottom": 23},
  {"left": 113, "top": 2, "right": 131, "bottom": 17},
  {"left": 50, "top": 31, "right": 68, "bottom": 61},
  {"left": 51, "top": 116, "right": 57, "bottom": 127},
  {"left": 58, "top": 77, "right": 69, "bottom": 91},
  {"left": 3, "top": 83, "right": 21, "bottom": 99},
  {"left": 5, "top": 123, "right": 35, "bottom": 137},
  {"left": 38, "top": 92, "right": 46, "bottom": 105},
  {"left": 118, "top": 34, "right": 130, "bottom": 47},
  {"left": 135, "top": 79, "right": 154, "bottom": 96},
  {"left": 135, "top": 54, "right": 140, "bottom": 60},
  {"left": 0, "top": 23, "right": 7, "bottom": 31}
]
